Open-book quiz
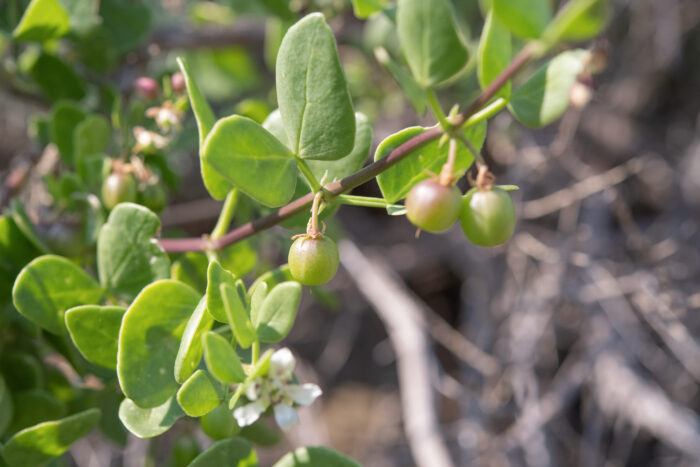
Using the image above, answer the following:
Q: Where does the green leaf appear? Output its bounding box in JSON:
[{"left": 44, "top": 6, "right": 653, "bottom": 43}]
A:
[
  {"left": 508, "top": 49, "right": 590, "bottom": 128},
  {"left": 0, "top": 374, "right": 13, "bottom": 437},
  {"left": 219, "top": 241, "right": 258, "bottom": 278},
  {"left": 1, "top": 408, "right": 100, "bottom": 467},
  {"left": 97, "top": 203, "right": 170, "bottom": 301},
  {"left": 174, "top": 297, "right": 214, "bottom": 384},
  {"left": 544, "top": 0, "right": 608, "bottom": 43},
  {"left": 492, "top": 0, "right": 552, "bottom": 39},
  {"left": 172, "top": 252, "right": 209, "bottom": 294},
  {"left": 5, "top": 390, "right": 66, "bottom": 434},
  {"left": 0, "top": 216, "right": 40, "bottom": 301},
  {"left": 249, "top": 282, "right": 268, "bottom": 322},
  {"left": 0, "top": 353, "right": 43, "bottom": 392},
  {"left": 117, "top": 280, "right": 201, "bottom": 408},
  {"left": 202, "top": 116, "right": 296, "bottom": 207},
  {"left": 189, "top": 438, "right": 258, "bottom": 467},
  {"left": 65, "top": 305, "right": 125, "bottom": 369},
  {"left": 478, "top": 10, "right": 511, "bottom": 98},
  {"left": 206, "top": 261, "right": 238, "bottom": 323},
  {"left": 396, "top": 0, "right": 468, "bottom": 88},
  {"left": 50, "top": 101, "right": 86, "bottom": 165},
  {"left": 8, "top": 200, "right": 50, "bottom": 255},
  {"left": 177, "top": 56, "right": 233, "bottom": 201},
  {"left": 176, "top": 370, "right": 222, "bottom": 417},
  {"left": 374, "top": 47, "right": 427, "bottom": 115},
  {"left": 351, "top": 0, "right": 387, "bottom": 19},
  {"left": 375, "top": 122, "right": 487, "bottom": 203},
  {"left": 239, "top": 421, "right": 282, "bottom": 447},
  {"left": 118, "top": 396, "right": 184, "bottom": 439},
  {"left": 73, "top": 115, "right": 110, "bottom": 165},
  {"left": 221, "top": 283, "right": 256, "bottom": 349},
  {"left": 203, "top": 331, "right": 246, "bottom": 384},
  {"left": 252, "top": 281, "right": 301, "bottom": 343},
  {"left": 29, "top": 53, "right": 86, "bottom": 102},
  {"left": 228, "top": 350, "right": 273, "bottom": 410},
  {"left": 99, "top": 0, "right": 151, "bottom": 54},
  {"left": 12, "top": 0, "right": 70, "bottom": 42},
  {"left": 276, "top": 13, "right": 355, "bottom": 161},
  {"left": 274, "top": 446, "right": 360, "bottom": 467},
  {"left": 12, "top": 255, "right": 103, "bottom": 335}
]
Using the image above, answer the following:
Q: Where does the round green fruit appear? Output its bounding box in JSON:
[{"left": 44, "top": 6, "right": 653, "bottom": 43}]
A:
[
  {"left": 288, "top": 235, "right": 339, "bottom": 286},
  {"left": 405, "top": 179, "right": 462, "bottom": 233},
  {"left": 460, "top": 188, "right": 515, "bottom": 247},
  {"left": 139, "top": 183, "right": 167, "bottom": 213},
  {"left": 102, "top": 173, "right": 137, "bottom": 210},
  {"left": 200, "top": 404, "right": 239, "bottom": 440}
]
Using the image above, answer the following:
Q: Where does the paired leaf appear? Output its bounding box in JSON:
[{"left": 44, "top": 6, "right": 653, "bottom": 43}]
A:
[
  {"left": 396, "top": 0, "right": 468, "bottom": 88},
  {"left": 117, "top": 280, "right": 201, "bottom": 408},
  {"left": 252, "top": 281, "right": 301, "bottom": 343},
  {"left": 118, "top": 396, "right": 184, "bottom": 439},
  {"left": 12, "top": 255, "right": 103, "bottom": 335},
  {"left": 174, "top": 297, "right": 214, "bottom": 384},
  {"left": 221, "top": 283, "right": 256, "bottom": 349},
  {"left": 206, "top": 261, "right": 238, "bottom": 323},
  {"left": 65, "top": 305, "right": 125, "bottom": 369},
  {"left": 50, "top": 101, "right": 86, "bottom": 165},
  {"left": 203, "top": 331, "right": 246, "bottom": 384},
  {"left": 73, "top": 115, "right": 110, "bottom": 164},
  {"left": 177, "top": 57, "right": 233, "bottom": 200},
  {"left": 478, "top": 10, "right": 512, "bottom": 98},
  {"left": 508, "top": 49, "right": 590, "bottom": 128},
  {"left": 5, "top": 390, "right": 66, "bottom": 434},
  {"left": 544, "top": 0, "right": 608, "bottom": 43},
  {"left": 97, "top": 203, "right": 170, "bottom": 301},
  {"left": 177, "top": 370, "right": 222, "bottom": 417},
  {"left": 12, "top": 0, "right": 70, "bottom": 42},
  {"left": 276, "top": 13, "right": 355, "bottom": 161},
  {"left": 492, "top": 0, "right": 552, "bottom": 39},
  {"left": 375, "top": 122, "right": 487, "bottom": 203},
  {"left": 189, "top": 438, "right": 258, "bottom": 467},
  {"left": 1, "top": 409, "right": 100, "bottom": 467},
  {"left": 202, "top": 116, "right": 296, "bottom": 207},
  {"left": 274, "top": 446, "right": 361, "bottom": 467}
]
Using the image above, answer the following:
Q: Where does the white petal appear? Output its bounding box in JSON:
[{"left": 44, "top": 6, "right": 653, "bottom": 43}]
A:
[
  {"left": 245, "top": 379, "right": 261, "bottom": 401},
  {"left": 273, "top": 403, "right": 299, "bottom": 431},
  {"left": 233, "top": 399, "right": 267, "bottom": 427},
  {"left": 284, "top": 383, "right": 322, "bottom": 406},
  {"left": 270, "top": 348, "right": 295, "bottom": 381}
]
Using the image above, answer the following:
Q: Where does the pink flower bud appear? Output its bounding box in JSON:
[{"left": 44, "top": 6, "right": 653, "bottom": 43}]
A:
[
  {"left": 134, "top": 77, "right": 159, "bottom": 100},
  {"left": 171, "top": 72, "right": 186, "bottom": 95}
]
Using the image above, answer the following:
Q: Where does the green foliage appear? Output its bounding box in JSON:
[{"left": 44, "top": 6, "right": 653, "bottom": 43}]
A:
[
  {"left": 374, "top": 47, "right": 427, "bottom": 115},
  {"left": 73, "top": 115, "right": 110, "bottom": 166},
  {"left": 29, "top": 53, "right": 86, "bottom": 101},
  {"left": 221, "top": 283, "right": 256, "bottom": 349},
  {"left": 12, "top": 0, "right": 69, "bottom": 42},
  {"left": 544, "top": 0, "right": 608, "bottom": 43},
  {"left": 203, "top": 331, "right": 246, "bottom": 383},
  {"left": 478, "top": 10, "right": 511, "bottom": 98},
  {"left": 0, "top": 375, "right": 13, "bottom": 437},
  {"left": 492, "top": 0, "right": 552, "bottom": 39},
  {"left": 64, "top": 305, "right": 125, "bottom": 369},
  {"left": 251, "top": 281, "right": 301, "bottom": 343},
  {"left": 98, "top": 0, "right": 151, "bottom": 54},
  {"left": 174, "top": 297, "right": 213, "bottom": 384},
  {"left": 0, "top": 216, "right": 40, "bottom": 301},
  {"left": 5, "top": 389, "right": 66, "bottom": 434},
  {"left": 351, "top": 0, "right": 387, "bottom": 19},
  {"left": 50, "top": 101, "right": 85, "bottom": 165},
  {"left": 274, "top": 446, "right": 361, "bottom": 467},
  {"left": 189, "top": 438, "right": 258, "bottom": 467},
  {"left": 118, "top": 396, "right": 184, "bottom": 439},
  {"left": 206, "top": 261, "right": 239, "bottom": 323},
  {"left": 176, "top": 370, "right": 221, "bottom": 417},
  {"left": 397, "top": 0, "right": 469, "bottom": 88}
]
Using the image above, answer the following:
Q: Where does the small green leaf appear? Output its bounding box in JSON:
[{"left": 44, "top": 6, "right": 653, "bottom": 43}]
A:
[
  {"left": 396, "top": 0, "right": 468, "bottom": 87},
  {"left": 29, "top": 53, "right": 86, "bottom": 102},
  {"left": 12, "top": 0, "right": 70, "bottom": 42},
  {"left": 202, "top": 116, "right": 296, "bottom": 208},
  {"left": 189, "top": 437, "right": 258, "bottom": 467},
  {"left": 97, "top": 203, "right": 170, "bottom": 301},
  {"left": 0, "top": 375, "right": 13, "bottom": 437},
  {"left": 177, "top": 57, "right": 233, "bottom": 201},
  {"left": 375, "top": 122, "right": 487, "bottom": 203},
  {"left": 276, "top": 13, "right": 355, "bottom": 161},
  {"left": 252, "top": 281, "right": 301, "bottom": 343},
  {"left": 50, "top": 101, "right": 86, "bottom": 165},
  {"left": 492, "top": 0, "right": 552, "bottom": 39},
  {"left": 0, "top": 216, "right": 40, "bottom": 301},
  {"left": 8, "top": 200, "right": 50, "bottom": 255},
  {"left": 0, "top": 353, "right": 43, "bottom": 392},
  {"left": 219, "top": 241, "right": 258, "bottom": 278},
  {"left": 73, "top": 115, "right": 110, "bottom": 165},
  {"left": 12, "top": 255, "right": 103, "bottom": 335},
  {"left": 374, "top": 47, "right": 427, "bottom": 115},
  {"left": 274, "top": 446, "right": 361, "bottom": 467},
  {"left": 174, "top": 297, "right": 214, "bottom": 384},
  {"left": 478, "top": 10, "right": 512, "bottom": 98},
  {"left": 544, "top": 0, "right": 608, "bottom": 43},
  {"left": 508, "top": 49, "right": 590, "bottom": 128},
  {"left": 65, "top": 305, "right": 125, "bottom": 369},
  {"left": 99, "top": 0, "right": 151, "bottom": 54},
  {"left": 351, "top": 0, "right": 387, "bottom": 19},
  {"left": 5, "top": 390, "right": 66, "bottom": 434},
  {"left": 239, "top": 420, "right": 282, "bottom": 447},
  {"left": 1, "top": 408, "right": 100, "bottom": 467},
  {"left": 221, "top": 283, "right": 256, "bottom": 349},
  {"left": 118, "top": 396, "right": 184, "bottom": 439},
  {"left": 206, "top": 261, "right": 238, "bottom": 323},
  {"left": 203, "top": 332, "right": 246, "bottom": 384},
  {"left": 177, "top": 370, "right": 222, "bottom": 417},
  {"left": 117, "top": 280, "right": 201, "bottom": 408},
  {"left": 171, "top": 252, "right": 209, "bottom": 294}
]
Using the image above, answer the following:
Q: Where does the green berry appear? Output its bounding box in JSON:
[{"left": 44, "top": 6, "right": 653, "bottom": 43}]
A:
[
  {"left": 405, "top": 179, "right": 462, "bottom": 233},
  {"left": 288, "top": 235, "right": 339, "bottom": 286},
  {"left": 460, "top": 188, "right": 515, "bottom": 247},
  {"left": 102, "top": 173, "right": 137, "bottom": 210}
]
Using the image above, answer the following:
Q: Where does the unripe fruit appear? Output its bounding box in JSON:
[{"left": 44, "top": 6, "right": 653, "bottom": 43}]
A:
[
  {"left": 102, "top": 173, "right": 137, "bottom": 210},
  {"left": 288, "top": 236, "right": 339, "bottom": 286},
  {"left": 460, "top": 188, "right": 515, "bottom": 247},
  {"left": 133, "top": 77, "right": 159, "bottom": 100},
  {"left": 405, "top": 179, "right": 462, "bottom": 233},
  {"left": 171, "top": 72, "right": 186, "bottom": 95},
  {"left": 139, "top": 183, "right": 167, "bottom": 213},
  {"left": 200, "top": 404, "right": 239, "bottom": 440}
]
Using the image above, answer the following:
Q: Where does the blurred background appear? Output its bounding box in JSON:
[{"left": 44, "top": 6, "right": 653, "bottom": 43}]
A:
[{"left": 2, "top": 0, "right": 700, "bottom": 466}]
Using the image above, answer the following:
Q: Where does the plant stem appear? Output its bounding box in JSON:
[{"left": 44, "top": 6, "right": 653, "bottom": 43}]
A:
[
  {"left": 309, "top": 191, "right": 322, "bottom": 234},
  {"left": 439, "top": 138, "right": 458, "bottom": 185},
  {"left": 251, "top": 339, "right": 260, "bottom": 365},
  {"left": 159, "top": 45, "right": 536, "bottom": 253},
  {"left": 211, "top": 188, "right": 239, "bottom": 239},
  {"left": 338, "top": 194, "right": 395, "bottom": 208},
  {"left": 463, "top": 97, "right": 508, "bottom": 128},
  {"left": 426, "top": 89, "right": 451, "bottom": 130},
  {"left": 296, "top": 157, "right": 322, "bottom": 193}
]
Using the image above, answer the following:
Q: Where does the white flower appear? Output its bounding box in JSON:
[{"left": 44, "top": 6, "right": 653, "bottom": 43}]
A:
[
  {"left": 233, "top": 348, "right": 322, "bottom": 431},
  {"left": 132, "top": 127, "right": 169, "bottom": 154},
  {"left": 146, "top": 101, "right": 183, "bottom": 133}
]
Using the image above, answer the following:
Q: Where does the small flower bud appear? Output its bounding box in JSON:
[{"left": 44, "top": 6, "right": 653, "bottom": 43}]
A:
[
  {"left": 171, "top": 72, "right": 186, "bottom": 95},
  {"left": 134, "top": 77, "right": 159, "bottom": 100}
]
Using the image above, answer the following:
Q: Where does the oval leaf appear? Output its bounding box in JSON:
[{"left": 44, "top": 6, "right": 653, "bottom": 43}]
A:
[
  {"left": 50, "top": 101, "right": 86, "bottom": 165},
  {"left": 177, "top": 370, "right": 222, "bottom": 417},
  {"left": 202, "top": 116, "right": 297, "bottom": 207},
  {"left": 12, "top": 255, "right": 103, "bottom": 335},
  {"left": 221, "top": 282, "right": 256, "bottom": 349},
  {"left": 276, "top": 13, "right": 355, "bottom": 161},
  {"left": 12, "top": 0, "right": 70, "bottom": 43},
  {"left": 478, "top": 10, "right": 512, "bottom": 98},
  {"left": 544, "top": 0, "right": 608, "bottom": 43},
  {"left": 396, "top": 0, "right": 468, "bottom": 88},
  {"left": 189, "top": 438, "right": 258, "bottom": 467},
  {"left": 65, "top": 305, "right": 126, "bottom": 369},
  {"left": 206, "top": 260, "right": 238, "bottom": 323},
  {"left": 274, "top": 446, "right": 360, "bottom": 467},
  {"left": 97, "top": 203, "right": 170, "bottom": 301},
  {"left": 5, "top": 390, "right": 66, "bottom": 435},
  {"left": 118, "top": 396, "right": 184, "bottom": 439},
  {"left": 203, "top": 331, "right": 246, "bottom": 384},
  {"left": 117, "top": 280, "right": 201, "bottom": 408},
  {"left": 174, "top": 296, "right": 214, "bottom": 384},
  {"left": 492, "top": 0, "right": 552, "bottom": 39},
  {"left": 252, "top": 281, "right": 301, "bottom": 343}
]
